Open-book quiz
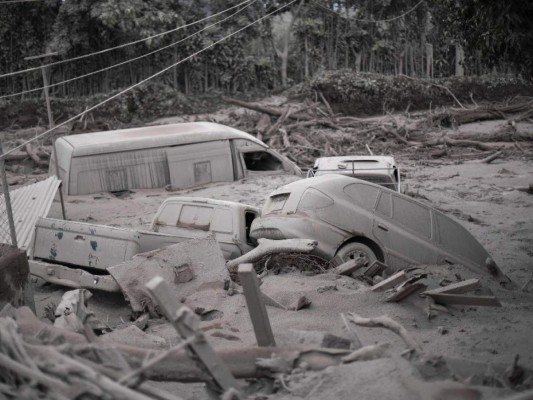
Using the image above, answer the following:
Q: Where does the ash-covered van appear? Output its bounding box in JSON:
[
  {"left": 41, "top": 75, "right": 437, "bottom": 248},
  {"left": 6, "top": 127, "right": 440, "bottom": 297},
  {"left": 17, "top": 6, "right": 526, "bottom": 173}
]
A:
[{"left": 50, "top": 122, "right": 302, "bottom": 195}]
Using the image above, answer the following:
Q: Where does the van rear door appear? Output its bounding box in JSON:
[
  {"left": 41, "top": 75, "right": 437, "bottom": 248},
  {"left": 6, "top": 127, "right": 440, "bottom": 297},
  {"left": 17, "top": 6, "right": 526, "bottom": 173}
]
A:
[{"left": 166, "top": 140, "right": 233, "bottom": 189}]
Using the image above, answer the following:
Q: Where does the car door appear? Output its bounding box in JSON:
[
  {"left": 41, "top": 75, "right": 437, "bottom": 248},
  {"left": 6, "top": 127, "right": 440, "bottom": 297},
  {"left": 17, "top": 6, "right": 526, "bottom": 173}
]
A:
[{"left": 372, "top": 191, "right": 440, "bottom": 269}]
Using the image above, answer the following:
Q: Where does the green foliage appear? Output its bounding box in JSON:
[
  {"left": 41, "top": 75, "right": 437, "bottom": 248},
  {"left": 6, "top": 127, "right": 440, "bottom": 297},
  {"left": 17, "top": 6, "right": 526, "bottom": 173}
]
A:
[{"left": 299, "top": 70, "right": 533, "bottom": 115}]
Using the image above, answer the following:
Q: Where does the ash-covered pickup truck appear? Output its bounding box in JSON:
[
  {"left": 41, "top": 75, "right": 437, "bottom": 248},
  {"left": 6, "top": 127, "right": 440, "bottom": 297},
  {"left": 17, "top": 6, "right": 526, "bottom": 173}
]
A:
[{"left": 29, "top": 197, "right": 259, "bottom": 292}]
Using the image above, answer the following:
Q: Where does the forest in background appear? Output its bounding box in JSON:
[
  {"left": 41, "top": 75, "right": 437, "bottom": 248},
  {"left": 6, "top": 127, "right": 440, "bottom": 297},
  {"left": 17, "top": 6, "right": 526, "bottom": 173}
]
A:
[{"left": 0, "top": 0, "right": 532, "bottom": 101}]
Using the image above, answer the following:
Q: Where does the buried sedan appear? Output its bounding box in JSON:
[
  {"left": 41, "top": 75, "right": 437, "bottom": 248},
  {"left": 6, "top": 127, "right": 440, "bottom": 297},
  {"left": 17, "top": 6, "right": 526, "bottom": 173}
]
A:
[{"left": 250, "top": 175, "right": 506, "bottom": 279}]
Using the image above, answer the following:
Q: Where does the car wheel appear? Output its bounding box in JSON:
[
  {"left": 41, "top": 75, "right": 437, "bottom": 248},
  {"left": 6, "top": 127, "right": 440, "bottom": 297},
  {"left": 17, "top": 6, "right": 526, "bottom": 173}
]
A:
[{"left": 336, "top": 242, "right": 377, "bottom": 265}]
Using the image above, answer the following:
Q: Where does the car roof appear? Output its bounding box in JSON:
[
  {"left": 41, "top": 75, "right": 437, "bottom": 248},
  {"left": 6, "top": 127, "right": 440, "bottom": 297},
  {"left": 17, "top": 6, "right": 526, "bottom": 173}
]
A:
[
  {"left": 315, "top": 156, "right": 396, "bottom": 171},
  {"left": 60, "top": 122, "right": 267, "bottom": 157},
  {"left": 271, "top": 174, "right": 390, "bottom": 195}
]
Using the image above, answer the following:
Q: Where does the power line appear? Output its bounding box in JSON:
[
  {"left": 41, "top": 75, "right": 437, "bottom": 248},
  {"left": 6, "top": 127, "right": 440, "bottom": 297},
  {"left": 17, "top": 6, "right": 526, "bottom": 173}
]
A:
[
  {"left": 0, "top": 0, "right": 42, "bottom": 3},
  {"left": 0, "top": 0, "right": 253, "bottom": 79},
  {"left": 310, "top": 0, "right": 424, "bottom": 23},
  {"left": 0, "top": 0, "right": 257, "bottom": 100},
  {"left": 0, "top": 0, "right": 299, "bottom": 160}
]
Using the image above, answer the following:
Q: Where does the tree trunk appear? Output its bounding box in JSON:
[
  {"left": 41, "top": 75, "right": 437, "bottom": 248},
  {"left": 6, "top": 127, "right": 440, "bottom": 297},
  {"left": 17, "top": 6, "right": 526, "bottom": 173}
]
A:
[
  {"left": 304, "top": 36, "right": 309, "bottom": 79},
  {"left": 455, "top": 44, "right": 465, "bottom": 76},
  {"left": 276, "top": 0, "right": 305, "bottom": 87},
  {"left": 426, "top": 43, "right": 433, "bottom": 78},
  {"left": 173, "top": 46, "right": 178, "bottom": 90}
]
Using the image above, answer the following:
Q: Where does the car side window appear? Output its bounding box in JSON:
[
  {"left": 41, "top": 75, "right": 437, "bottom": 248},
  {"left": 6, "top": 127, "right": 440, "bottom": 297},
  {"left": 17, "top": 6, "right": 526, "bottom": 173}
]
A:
[
  {"left": 376, "top": 192, "right": 391, "bottom": 217},
  {"left": 392, "top": 195, "right": 431, "bottom": 238},
  {"left": 343, "top": 183, "right": 380, "bottom": 210}
]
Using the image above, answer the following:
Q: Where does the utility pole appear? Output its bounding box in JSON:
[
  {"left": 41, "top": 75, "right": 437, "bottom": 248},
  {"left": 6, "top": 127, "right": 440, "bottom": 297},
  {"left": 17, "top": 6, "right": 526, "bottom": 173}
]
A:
[
  {"left": 24, "top": 52, "right": 67, "bottom": 220},
  {"left": 24, "top": 52, "right": 57, "bottom": 129}
]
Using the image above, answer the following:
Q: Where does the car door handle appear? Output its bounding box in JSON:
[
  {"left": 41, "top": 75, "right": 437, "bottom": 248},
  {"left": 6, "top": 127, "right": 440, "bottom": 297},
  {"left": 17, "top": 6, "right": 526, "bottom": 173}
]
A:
[{"left": 377, "top": 224, "right": 389, "bottom": 232}]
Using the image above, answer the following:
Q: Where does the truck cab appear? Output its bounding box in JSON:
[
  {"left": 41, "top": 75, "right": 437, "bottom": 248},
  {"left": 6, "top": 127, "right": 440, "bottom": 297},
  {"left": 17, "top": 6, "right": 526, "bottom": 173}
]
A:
[{"left": 150, "top": 197, "right": 260, "bottom": 259}]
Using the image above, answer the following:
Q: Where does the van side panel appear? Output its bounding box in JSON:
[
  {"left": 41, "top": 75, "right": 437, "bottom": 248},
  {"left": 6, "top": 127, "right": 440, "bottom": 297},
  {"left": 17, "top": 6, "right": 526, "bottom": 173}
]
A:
[
  {"left": 69, "top": 148, "right": 170, "bottom": 195},
  {"left": 166, "top": 140, "right": 233, "bottom": 189}
]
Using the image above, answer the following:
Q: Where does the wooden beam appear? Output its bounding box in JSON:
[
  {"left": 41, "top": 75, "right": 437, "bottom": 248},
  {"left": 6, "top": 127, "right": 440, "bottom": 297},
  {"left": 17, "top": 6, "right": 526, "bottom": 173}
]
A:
[
  {"left": 363, "top": 260, "right": 388, "bottom": 277},
  {"left": 334, "top": 257, "right": 367, "bottom": 276},
  {"left": 426, "top": 293, "right": 501, "bottom": 307},
  {"left": 422, "top": 279, "right": 481, "bottom": 296},
  {"left": 371, "top": 271, "right": 407, "bottom": 292},
  {"left": 145, "top": 276, "right": 242, "bottom": 396},
  {"left": 385, "top": 282, "right": 427, "bottom": 303},
  {"left": 238, "top": 264, "right": 276, "bottom": 347}
]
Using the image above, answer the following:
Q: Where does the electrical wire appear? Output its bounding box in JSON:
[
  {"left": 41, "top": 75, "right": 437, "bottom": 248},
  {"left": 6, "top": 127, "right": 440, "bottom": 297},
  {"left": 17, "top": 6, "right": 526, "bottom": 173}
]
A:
[
  {"left": 0, "top": 0, "right": 42, "bottom": 3},
  {"left": 0, "top": 0, "right": 299, "bottom": 160},
  {"left": 0, "top": 0, "right": 253, "bottom": 79},
  {"left": 310, "top": 0, "right": 424, "bottom": 23},
  {"left": 0, "top": 0, "right": 257, "bottom": 100}
]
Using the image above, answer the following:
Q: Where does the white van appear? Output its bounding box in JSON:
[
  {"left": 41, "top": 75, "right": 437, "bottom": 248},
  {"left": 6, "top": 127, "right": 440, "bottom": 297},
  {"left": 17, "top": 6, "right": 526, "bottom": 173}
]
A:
[{"left": 50, "top": 122, "right": 301, "bottom": 195}]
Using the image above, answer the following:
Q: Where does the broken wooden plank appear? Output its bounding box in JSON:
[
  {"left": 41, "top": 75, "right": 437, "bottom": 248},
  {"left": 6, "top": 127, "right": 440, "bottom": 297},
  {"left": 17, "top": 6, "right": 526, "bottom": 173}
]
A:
[
  {"left": 238, "top": 264, "right": 276, "bottom": 347},
  {"left": 334, "top": 257, "right": 367, "bottom": 276},
  {"left": 145, "top": 276, "right": 242, "bottom": 395},
  {"left": 371, "top": 271, "right": 408, "bottom": 292},
  {"left": 426, "top": 293, "right": 501, "bottom": 307},
  {"left": 422, "top": 278, "right": 481, "bottom": 296},
  {"left": 385, "top": 282, "right": 427, "bottom": 303},
  {"left": 363, "top": 260, "right": 388, "bottom": 277}
]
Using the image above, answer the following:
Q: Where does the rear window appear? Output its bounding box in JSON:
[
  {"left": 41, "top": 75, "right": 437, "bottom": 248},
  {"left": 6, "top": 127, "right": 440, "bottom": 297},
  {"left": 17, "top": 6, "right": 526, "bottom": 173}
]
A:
[
  {"left": 178, "top": 205, "right": 213, "bottom": 230},
  {"left": 178, "top": 205, "right": 233, "bottom": 233},
  {"left": 392, "top": 196, "right": 431, "bottom": 239},
  {"left": 343, "top": 183, "right": 380, "bottom": 210}
]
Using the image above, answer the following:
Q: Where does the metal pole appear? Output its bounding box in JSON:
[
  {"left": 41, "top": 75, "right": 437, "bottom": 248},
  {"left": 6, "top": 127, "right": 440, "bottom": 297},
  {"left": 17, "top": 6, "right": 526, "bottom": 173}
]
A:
[{"left": 0, "top": 145, "right": 18, "bottom": 247}]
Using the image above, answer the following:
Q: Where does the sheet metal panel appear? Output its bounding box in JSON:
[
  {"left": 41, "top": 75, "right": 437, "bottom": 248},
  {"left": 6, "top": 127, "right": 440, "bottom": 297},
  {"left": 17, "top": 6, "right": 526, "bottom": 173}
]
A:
[
  {"left": 69, "top": 147, "right": 169, "bottom": 195},
  {"left": 0, "top": 176, "right": 61, "bottom": 250}
]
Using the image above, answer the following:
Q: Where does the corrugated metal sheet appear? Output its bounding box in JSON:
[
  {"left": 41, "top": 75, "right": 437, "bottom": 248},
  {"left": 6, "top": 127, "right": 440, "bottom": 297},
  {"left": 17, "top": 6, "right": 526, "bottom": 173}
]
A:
[{"left": 0, "top": 176, "right": 61, "bottom": 250}]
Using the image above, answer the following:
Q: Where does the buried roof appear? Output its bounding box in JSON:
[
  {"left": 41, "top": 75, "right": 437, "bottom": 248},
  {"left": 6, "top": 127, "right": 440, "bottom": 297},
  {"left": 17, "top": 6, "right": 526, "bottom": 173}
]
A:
[{"left": 59, "top": 122, "right": 267, "bottom": 157}]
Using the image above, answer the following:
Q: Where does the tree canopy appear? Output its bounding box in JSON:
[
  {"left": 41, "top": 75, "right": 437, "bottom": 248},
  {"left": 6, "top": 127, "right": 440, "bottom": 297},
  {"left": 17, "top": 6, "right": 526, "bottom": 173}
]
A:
[{"left": 0, "top": 0, "right": 530, "bottom": 99}]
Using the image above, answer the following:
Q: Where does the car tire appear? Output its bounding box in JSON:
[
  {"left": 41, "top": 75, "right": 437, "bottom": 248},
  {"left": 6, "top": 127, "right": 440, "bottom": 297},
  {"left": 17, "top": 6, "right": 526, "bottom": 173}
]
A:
[{"left": 335, "top": 242, "right": 377, "bottom": 265}]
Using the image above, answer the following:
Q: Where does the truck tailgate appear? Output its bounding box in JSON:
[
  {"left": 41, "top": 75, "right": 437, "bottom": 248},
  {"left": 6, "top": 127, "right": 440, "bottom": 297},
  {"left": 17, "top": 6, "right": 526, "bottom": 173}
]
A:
[{"left": 31, "top": 217, "right": 142, "bottom": 270}]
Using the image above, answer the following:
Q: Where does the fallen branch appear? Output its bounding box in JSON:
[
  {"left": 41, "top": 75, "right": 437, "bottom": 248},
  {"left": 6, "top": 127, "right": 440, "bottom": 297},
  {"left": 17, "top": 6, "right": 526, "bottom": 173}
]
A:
[
  {"left": 226, "top": 238, "right": 318, "bottom": 270},
  {"left": 341, "top": 342, "right": 390, "bottom": 363},
  {"left": 346, "top": 313, "right": 421, "bottom": 352},
  {"left": 222, "top": 97, "right": 313, "bottom": 121}
]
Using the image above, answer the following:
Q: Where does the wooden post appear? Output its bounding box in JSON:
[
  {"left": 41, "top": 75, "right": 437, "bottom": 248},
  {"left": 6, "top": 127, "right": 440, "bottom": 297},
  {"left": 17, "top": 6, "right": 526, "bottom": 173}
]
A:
[
  {"left": 238, "top": 263, "right": 276, "bottom": 347},
  {"left": 145, "top": 276, "right": 242, "bottom": 398},
  {"left": 0, "top": 148, "right": 17, "bottom": 247}
]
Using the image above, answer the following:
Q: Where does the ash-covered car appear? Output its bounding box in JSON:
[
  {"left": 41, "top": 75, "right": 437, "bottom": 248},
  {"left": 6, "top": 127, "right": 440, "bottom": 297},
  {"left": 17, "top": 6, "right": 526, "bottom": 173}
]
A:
[
  {"left": 250, "top": 175, "right": 505, "bottom": 278},
  {"left": 307, "top": 156, "right": 400, "bottom": 192}
]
